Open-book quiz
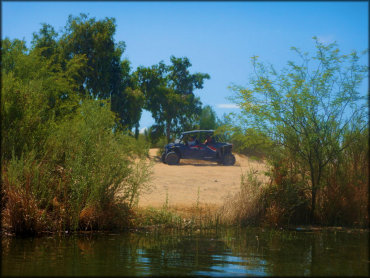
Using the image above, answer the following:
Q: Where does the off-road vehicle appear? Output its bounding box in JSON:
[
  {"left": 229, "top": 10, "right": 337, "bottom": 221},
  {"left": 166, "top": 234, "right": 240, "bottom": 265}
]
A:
[{"left": 161, "top": 130, "right": 236, "bottom": 166}]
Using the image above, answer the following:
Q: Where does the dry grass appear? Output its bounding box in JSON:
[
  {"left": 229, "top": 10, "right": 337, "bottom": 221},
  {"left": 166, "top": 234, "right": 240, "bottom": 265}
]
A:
[
  {"left": 79, "top": 202, "right": 133, "bottom": 231},
  {"left": 2, "top": 172, "right": 47, "bottom": 235},
  {"left": 219, "top": 169, "right": 266, "bottom": 226},
  {"left": 317, "top": 162, "right": 369, "bottom": 227}
]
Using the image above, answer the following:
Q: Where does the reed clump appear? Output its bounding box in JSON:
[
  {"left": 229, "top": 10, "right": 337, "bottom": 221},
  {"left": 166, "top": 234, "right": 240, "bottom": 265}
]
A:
[
  {"left": 220, "top": 169, "right": 266, "bottom": 226},
  {"left": 315, "top": 130, "right": 369, "bottom": 227}
]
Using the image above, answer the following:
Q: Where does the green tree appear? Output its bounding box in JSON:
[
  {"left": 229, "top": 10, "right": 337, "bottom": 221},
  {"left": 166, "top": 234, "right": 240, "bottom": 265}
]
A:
[
  {"left": 1, "top": 38, "right": 28, "bottom": 74},
  {"left": 111, "top": 60, "right": 144, "bottom": 136},
  {"left": 58, "top": 14, "right": 143, "bottom": 131},
  {"left": 1, "top": 38, "right": 84, "bottom": 160},
  {"left": 31, "top": 23, "right": 58, "bottom": 59},
  {"left": 135, "top": 56, "right": 210, "bottom": 141},
  {"left": 231, "top": 38, "right": 368, "bottom": 223},
  {"left": 198, "top": 105, "right": 219, "bottom": 130},
  {"left": 60, "top": 14, "right": 125, "bottom": 99}
]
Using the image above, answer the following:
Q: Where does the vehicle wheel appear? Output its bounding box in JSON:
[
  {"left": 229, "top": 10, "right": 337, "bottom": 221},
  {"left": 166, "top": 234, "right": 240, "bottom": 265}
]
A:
[
  {"left": 161, "top": 152, "right": 166, "bottom": 163},
  {"left": 223, "top": 153, "right": 235, "bottom": 166},
  {"left": 165, "top": 152, "right": 180, "bottom": 165}
]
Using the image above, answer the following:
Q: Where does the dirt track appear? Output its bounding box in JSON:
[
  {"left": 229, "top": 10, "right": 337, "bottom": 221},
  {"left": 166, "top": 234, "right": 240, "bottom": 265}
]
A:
[{"left": 138, "top": 149, "right": 268, "bottom": 209}]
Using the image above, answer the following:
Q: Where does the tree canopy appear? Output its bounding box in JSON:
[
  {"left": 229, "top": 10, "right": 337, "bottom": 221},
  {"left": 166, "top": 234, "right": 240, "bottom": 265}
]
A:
[
  {"left": 198, "top": 105, "right": 219, "bottom": 130},
  {"left": 135, "top": 56, "right": 210, "bottom": 141}
]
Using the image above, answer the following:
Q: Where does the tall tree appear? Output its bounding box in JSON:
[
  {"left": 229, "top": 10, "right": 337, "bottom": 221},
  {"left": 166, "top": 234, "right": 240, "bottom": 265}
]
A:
[
  {"left": 135, "top": 56, "right": 210, "bottom": 141},
  {"left": 231, "top": 38, "right": 368, "bottom": 223},
  {"left": 111, "top": 60, "right": 144, "bottom": 136},
  {"left": 199, "top": 105, "right": 219, "bottom": 130},
  {"left": 60, "top": 14, "right": 125, "bottom": 99},
  {"left": 1, "top": 38, "right": 28, "bottom": 74},
  {"left": 31, "top": 23, "right": 58, "bottom": 59},
  {"left": 58, "top": 14, "right": 143, "bottom": 131}
]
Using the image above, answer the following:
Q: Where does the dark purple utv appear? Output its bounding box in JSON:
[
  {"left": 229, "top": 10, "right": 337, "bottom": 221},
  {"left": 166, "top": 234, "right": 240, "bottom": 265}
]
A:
[{"left": 161, "top": 130, "right": 236, "bottom": 166}]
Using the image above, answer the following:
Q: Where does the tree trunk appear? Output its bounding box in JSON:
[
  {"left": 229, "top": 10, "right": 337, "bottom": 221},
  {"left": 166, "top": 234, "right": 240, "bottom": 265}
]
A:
[
  {"left": 311, "top": 187, "right": 317, "bottom": 224},
  {"left": 310, "top": 167, "right": 323, "bottom": 224},
  {"left": 134, "top": 123, "right": 139, "bottom": 139},
  {"left": 166, "top": 119, "right": 171, "bottom": 143},
  {"left": 309, "top": 160, "right": 317, "bottom": 224}
]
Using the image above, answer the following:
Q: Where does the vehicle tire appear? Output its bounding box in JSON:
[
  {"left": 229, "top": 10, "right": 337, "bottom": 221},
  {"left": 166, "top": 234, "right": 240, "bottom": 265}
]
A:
[
  {"left": 165, "top": 152, "right": 180, "bottom": 165},
  {"left": 161, "top": 152, "right": 166, "bottom": 163},
  {"left": 223, "top": 153, "right": 236, "bottom": 166}
]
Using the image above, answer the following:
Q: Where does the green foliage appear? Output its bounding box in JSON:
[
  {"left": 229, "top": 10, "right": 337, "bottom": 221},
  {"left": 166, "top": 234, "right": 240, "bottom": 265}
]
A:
[
  {"left": 1, "top": 17, "right": 153, "bottom": 233},
  {"left": 2, "top": 99, "right": 152, "bottom": 233},
  {"left": 1, "top": 38, "right": 28, "bottom": 74},
  {"left": 39, "top": 13, "right": 142, "bottom": 131},
  {"left": 111, "top": 60, "right": 145, "bottom": 131},
  {"left": 216, "top": 124, "right": 273, "bottom": 158},
  {"left": 47, "top": 100, "right": 147, "bottom": 228},
  {"left": 60, "top": 14, "right": 124, "bottom": 99},
  {"left": 215, "top": 113, "right": 272, "bottom": 159},
  {"left": 230, "top": 38, "right": 368, "bottom": 224},
  {"left": 137, "top": 207, "right": 182, "bottom": 228},
  {"left": 198, "top": 105, "right": 219, "bottom": 130},
  {"left": 31, "top": 23, "right": 59, "bottom": 59},
  {"left": 1, "top": 39, "right": 82, "bottom": 161},
  {"left": 226, "top": 131, "right": 368, "bottom": 228},
  {"left": 135, "top": 56, "right": 210, "bottom": 141}
]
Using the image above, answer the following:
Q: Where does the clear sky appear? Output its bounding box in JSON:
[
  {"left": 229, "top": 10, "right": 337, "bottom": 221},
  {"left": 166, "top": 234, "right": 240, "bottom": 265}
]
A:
[{"left": 2, "top": 1, "right": 368, "bottom": 131}]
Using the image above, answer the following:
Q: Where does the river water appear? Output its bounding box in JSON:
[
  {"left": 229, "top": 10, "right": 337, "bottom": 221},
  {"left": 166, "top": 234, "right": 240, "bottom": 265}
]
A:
[{"left": 2, "top": 228, "right": 368, "bottom": 276}]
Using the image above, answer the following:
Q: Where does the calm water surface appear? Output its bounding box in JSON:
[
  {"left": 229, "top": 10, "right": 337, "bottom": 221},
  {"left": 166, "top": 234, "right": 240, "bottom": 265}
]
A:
[{"left": 2, "top": 228, "right": 368, "bottom": 276}]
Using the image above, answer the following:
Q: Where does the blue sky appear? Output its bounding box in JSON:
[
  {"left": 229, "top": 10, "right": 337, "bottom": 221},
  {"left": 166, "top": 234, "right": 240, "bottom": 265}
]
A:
[{"left": 2, "top": 1, "right": 368, "bottom": 131}]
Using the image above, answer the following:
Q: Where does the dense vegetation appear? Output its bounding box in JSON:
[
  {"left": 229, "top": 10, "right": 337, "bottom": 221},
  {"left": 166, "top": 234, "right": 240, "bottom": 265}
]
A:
[
  {"left": 1, "top": 14, "right": 210, "bottom": 235},
  {"left": 1, "top": 14, "right": 368, "bottom": 234},
  {"left": 221, "top": 38, "right": 368, "bottom": 227}
]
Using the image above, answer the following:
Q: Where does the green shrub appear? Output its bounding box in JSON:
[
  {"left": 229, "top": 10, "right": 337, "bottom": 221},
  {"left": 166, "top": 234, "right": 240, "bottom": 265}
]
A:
[
  {"left": 137, "top": 207, "right": 182, "bottom": 228},
  {"left": 2, "top": 99, "right": 152, "bottom": 234},
  {"left": 44, "top": 99, "right": 151, "bottom": 229}
]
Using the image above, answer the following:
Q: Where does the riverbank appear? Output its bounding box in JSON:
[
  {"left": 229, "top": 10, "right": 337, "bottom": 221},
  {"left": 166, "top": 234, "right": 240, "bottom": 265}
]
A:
[{"left": 2, "top": 147, "right": 368, "bottom": 236}]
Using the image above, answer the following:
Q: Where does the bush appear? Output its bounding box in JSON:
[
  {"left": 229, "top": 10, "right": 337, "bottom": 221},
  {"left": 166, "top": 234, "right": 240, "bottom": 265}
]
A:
[
  {"left": 220, "top": 157, "right": 311, "bottom": 228},
  {"left": 2, "top": 100, "right": 152, "bottom": 234},
  {"left": 215, "top": 125, "right": 272, "bottom": 159},
  {"left": 1, "top": 152, "right": 50, "bottom": 234},
  {"left": 44, "top": 99, "right": 151, "bottom": 230},
  {"left": 221, "top": 131, "right": 368, "bottom": 228}
]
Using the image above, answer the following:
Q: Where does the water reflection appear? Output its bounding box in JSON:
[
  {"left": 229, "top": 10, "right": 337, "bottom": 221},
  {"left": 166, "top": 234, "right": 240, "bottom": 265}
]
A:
[{"left": 2, "top": 228, "right": 368, "bottom": 276}]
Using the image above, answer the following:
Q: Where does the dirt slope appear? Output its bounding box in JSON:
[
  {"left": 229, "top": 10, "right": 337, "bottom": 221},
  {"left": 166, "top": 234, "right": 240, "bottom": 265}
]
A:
[{"left": 138, "top": 149, "right": 268, "bottom": 209}]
